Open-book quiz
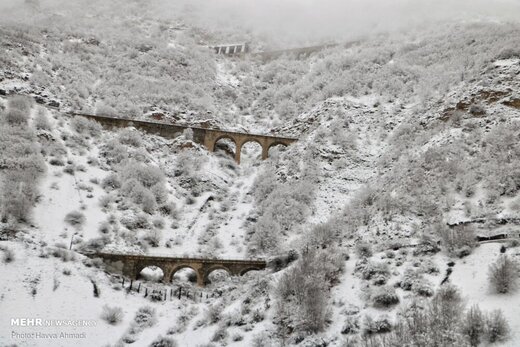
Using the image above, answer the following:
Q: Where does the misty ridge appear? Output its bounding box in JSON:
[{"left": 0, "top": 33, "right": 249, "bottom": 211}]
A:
[{"left": 2, "top": 0, "right": 520, "bottom": 47}]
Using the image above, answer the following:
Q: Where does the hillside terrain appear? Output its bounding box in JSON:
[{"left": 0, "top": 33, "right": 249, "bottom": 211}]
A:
[{"left": 2, "top": 1, "right": 520, "bottom": 347}]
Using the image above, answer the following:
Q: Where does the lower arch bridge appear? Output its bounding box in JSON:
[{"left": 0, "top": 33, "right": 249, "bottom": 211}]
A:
[{"left": 93, "top": 252, "right": 267, "bottom": 287}]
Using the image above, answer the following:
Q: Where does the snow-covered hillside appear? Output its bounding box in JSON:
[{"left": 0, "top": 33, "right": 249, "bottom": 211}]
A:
[{"left": 2, "top": 1, "right": 520, "bottom": 346}]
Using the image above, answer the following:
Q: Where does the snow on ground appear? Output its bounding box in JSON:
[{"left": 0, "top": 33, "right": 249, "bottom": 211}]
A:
[
  {"left": 0, "top": 240, "right": 268, "bottom": 346},
  {"left": 450, "top": 243, "right": 520, "bottom": 346}
]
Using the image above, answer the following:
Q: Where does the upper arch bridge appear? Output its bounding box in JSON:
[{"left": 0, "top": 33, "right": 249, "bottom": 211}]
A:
[{"left": 69, "top": 113, "right": 297, "bottom": 164}]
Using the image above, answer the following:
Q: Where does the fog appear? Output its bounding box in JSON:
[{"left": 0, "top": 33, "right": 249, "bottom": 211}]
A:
[
  {"left": 178, "top": 0, "right": 520, "bottom": 43},
  {"left": 1, "top": 0, "right": 520, "bottom": 46}
]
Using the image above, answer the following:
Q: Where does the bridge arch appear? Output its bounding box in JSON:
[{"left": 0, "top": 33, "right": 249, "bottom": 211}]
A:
[
  {"left": 239, "top": 267, "right": 263, "bottom": 276},
  {"left": 203, "top": 265, "right": 232, "bottom": 284},
  {"left": 169, "top": 265, "right": 200, "bottom": 284},
  {"left": 135, "top": 263, "right": 167, "bottom": 282},
  {"left": 238, "top": 139, "right": 265, "bottom": 164},
  {"left": 268, "top": 141, "right": 289, "bottom": 151},
  {"left": 213, "top": 135, "right": 238, "bottom": 161}
]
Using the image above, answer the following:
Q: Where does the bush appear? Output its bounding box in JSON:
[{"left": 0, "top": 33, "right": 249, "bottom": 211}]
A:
[
  {"left": 462, "top": 305, "right": 484, "bottom": 347},
  {"left": 101, "top": 174, "right": 121, "bottom": 190},
  {"left": 356, "top": 242, "right": 373, "bottom": 258},
  {"left": 118, "top": 129, "right": 142, "bottom": 147},
  {"left": 2, "top": 247, "right": 15, "bottom": 263},
  {"left": 371, "top": 286, "right": 399, "bottom": 308},
  {"left": 149, "top": 336, "right": 177, "bottom": 347},
  {"left": 70, "top": 117, "right": 102, "bottom": 137},
  {"left": 101, "top": 305, "right": 124, "bottom": 325},
  {"left": 488, "top": 255, "right": 519, "bottom": 294},
  {"left": 49, "top": 158, "right": 65, "bottom": 166},
  {"left": 143, "top": 230, "right": 162, "bottom": 247},
  {"left": 121, "top": 213, "right": 150, "bottom": 230},
  {"left": 485, "top": 309, "right": 509, "bottom": 343},
  {"left": 150, "top": 183, "right": 168, "bottom": 204},
  {"left": 134, "top": 306, "right": 156, "bottom": 328},
  {"left": 211, "top": 324, "right": 228, "bottom": 342},
  {"left": 205, "top": 304, "right": 222, "bottom": 325},
  {"left": 34, "top": 110, "right": 52, "bottom": 130},
  {"left": 64, "top": 211, "right": 86, "bottom": 227},
  {"left": 118, "top": 161, "right": 165, "bottom": 189},
  {"left": 360, "top": 261, "right": 389, "bottom": 281},
  {"left": 63, "top": 164, "right": 75, "bottom": 175},
  {"left": 159, "top": 201, "right": 178, "bottom": 218},
  {"left": 153, "top": 217, "right": 165, "bottom": 229},
  {"left": 341, "top": 316, "right": 360, "bottom": 334},
  {"left": 1, "top": 180, "right": 35, "bottom": 223},
  {"left": 8, "top": 95, "right": 32, "bottom": 113},
  {"left": 362, "top": 315, "right": 392, "bottom": 335},
  {"left": 412, "top": 277, "right": 434, "bottom": 297},
  {"left": 5, "top": 109, "right": 28, "bottom": 125}
]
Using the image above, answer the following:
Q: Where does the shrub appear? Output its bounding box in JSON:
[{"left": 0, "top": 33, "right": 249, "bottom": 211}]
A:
[
  {"left": 462, "top": 305, "right": 484, "bottom": 347},
  {"left": 118, "top": 129, "right": 142, "bottom": 147},
  {"left": 159, "top": 201, "right": 178, "bottom": 217},
  {"left": 99, "top": 195, "right": 113, "bottom": 209},
  {"left": 149, "top": 336, "right": 177, "bottom": 347},
  {"left": 140, "top": 188, "right": 157, "bottom": 214},
  {"left": 70, "top": 117, "right": 102, "bottom": 137},
  {"left": 485, "top": 309, "right": 509, "bottom": 343},
  {"left": 371, "top": 286, "right": 399, "bottom": 308},
  {"left": 232, "top": 333, "right": 243, "bottom": 342},
  {"left": 134, "top": 306, "right": 156, "bottom": 328},
  {"left": 150, "top": 183, "right": 168, "bottom": 204},
  {"left": 360, "top": 261, "right": 389, "bottom": 281},
  {"left": 64, "top": 211, "right": 86, "bottom": 227},
  {"left": 341, "top": 316, "right": 360, "bottom": 334},
  {"left": 121, "top": 213, "right": 150, "bottom": 230},
  {"left": 34, "top": 110, "right": 52, "bottom": 130},
  {"left": 143, "top": 230, "right": 162, "bottom": 247},
  {"left": 362, "top": 315, "right": 392, "bottom": 335},
  {"left": 1, "top": 180, "right": 35, "bottom": 223},
  {"left": 153, "top": 217, "right": 165, "bottom": 229},
  {"left": 101, "top": 305, "right": 124, "bottom": 325},
  {"left": 211, "top": 324, "right": 228, "bottom": 342},
  {"left": 400, "top": 268, "right": 420, "bottom": 291},
  {"left": 5, "top": 109, "right": 28, "bottom": 125},
  {"left": 205, "top": 304, "right": 222, "bottom": 325},
  {"left": 118, "top": 161, "right": 165, "bottom": 189},
  {"left": 2, "top": 247, "right": 15, "bottom": 263},
  {"left": 412, "top": 277, "right": 434, "bottom": 297},
  {"left": 63, "top": 164, "right": 75, "bottom": 175},
  {"left": 101, "top": 174, "right": 121, "bottom": 190},
  {"left": 488, "top": 255, "right": 519, "bottom": 294},
  {"left": 98, "top": 221, "right": 111, "bottom": 234},
  {"left": 49, "top": 158, "right": 65, "bottom": 166},
  {"left": 356, "top": 242, "right": 373, "bottom": 258},
  {"left": 8, "top": 95, "right": 32, "bottom": 113}
]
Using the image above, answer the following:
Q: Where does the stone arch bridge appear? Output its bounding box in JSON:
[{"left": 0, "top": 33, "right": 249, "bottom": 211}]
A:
[
  {"left": 93, "top": 252, "right": 267, "bottom": 287},
  {"left": 69, "top": 113, "right": 297, "bottom": 164}
]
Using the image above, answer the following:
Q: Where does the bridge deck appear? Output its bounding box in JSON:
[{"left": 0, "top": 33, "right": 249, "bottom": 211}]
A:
[
  {"left": 68, "top": 112, "right": 298, "bottom": 141},
  {"left": 94, "top": 252, "right": 266, "bottom": 265}
]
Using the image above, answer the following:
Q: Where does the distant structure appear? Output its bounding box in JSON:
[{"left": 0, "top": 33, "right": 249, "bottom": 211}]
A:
[
  {"left": 210, "top": 43, "right": 250, "bottom": 56},
  {"left": 208, "top": 41, "right": 360, "bottom": 61}
]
